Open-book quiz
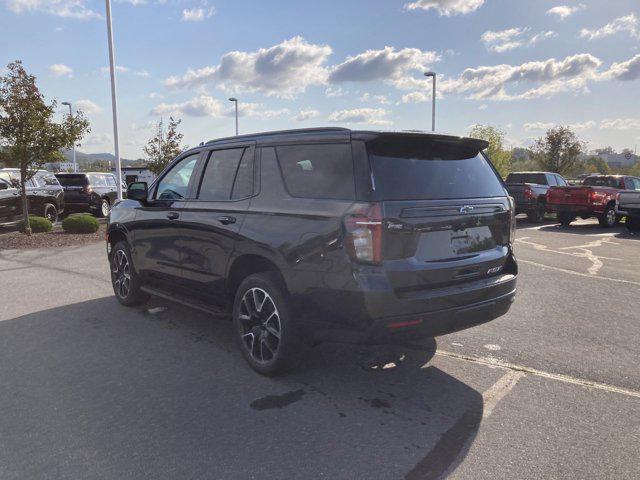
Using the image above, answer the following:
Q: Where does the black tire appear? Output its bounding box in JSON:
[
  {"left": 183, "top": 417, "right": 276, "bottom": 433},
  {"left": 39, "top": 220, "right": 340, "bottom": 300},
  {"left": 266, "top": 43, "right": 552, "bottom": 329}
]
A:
[
  {"left": 96, "top": 198, "right": 110, "bottom": 218},
  {"left": 233, "top": 272, "right": 305, "bottom": 376},
  {"left": 43, "top": 203, "right": 58, "bottom": 223},
  {"left": 627, "top": 217, "right": 640, "bottom": 233},
  {"left": 527, "top": 202, "right": 545, "bottom": 223},
  {"left": 598, "top": 204, "right": 617, "bottom": 228},
  {"left": 110, "top": 241, "right": 149, "bottom": 306},
  {"left": 558, "top": 212, "right": 575, "bottom": 227}
]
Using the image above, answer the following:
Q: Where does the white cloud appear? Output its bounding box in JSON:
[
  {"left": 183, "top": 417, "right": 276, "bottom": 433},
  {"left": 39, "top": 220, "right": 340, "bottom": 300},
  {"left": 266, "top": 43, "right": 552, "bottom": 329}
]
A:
[
  {"left": 438, "top": 53, "right": 602, "bottom": 101},
  {"left": 151, "top": 94, "right": 225, "bottom": 117},
  {"left": 181, "top": 7, "right": 215, "bottom": 22},
  {"left": 358, "top": 93, "right": 390, "bottom": 104},
  {"left": 134, "top": 70, "right": 149, "bottom": 77},
  {"left": 604, "top": 54, "right": 640, "bottom": 81},
  {"left": 76, "top": 99, "right": 102, "bottom": 115},
  {"left": 49, "top": 63, "right": 73, "bottom": 77},
  {"left": 83, "top": 133, "right": 111, "bottom": 146},
  {"left": 580, "top": 13, "right": 639, "bottom": 40},
  {"left": 325, "top": 86, "right": 346, "bottom": 97},
  {"left": 404, "top": 0, "right": 484, "bottom": 16},
  {"left": 147, "top": 92, "right": 164, "bottom": 99},
  {"left": 481, "top": 28, "right": 557, "bottom": 53},
  {"left": 523, "top": 120, "right": 595, "bottom": 131},
  {"left": 523, "top": 122, "right": 556, "bottom": 131},
  {"left": 546, "top": 4, "right": 586, "bottom": 20},
  {"left": 295, "top": 109, "right": 320, "bottom": 121},
  {"left": 4, "top": 0, "right": 100, "bottom": 19},
  {"left": 165, "top": 36, "right": 332, "bottom": 98},
  {"left": 600, "top": 118, "right": 640, "bottom": 130},
  {"left": 329, "top": 46, "right": 439, "bottom": 84},
  {"left": 478, "top": 104, "right": 488, "bottom": 110},
  {"left": 101, "top": 65, "right": 130, "bottom": 74},
  {"left": 401, "top": 91, "right": 431, "bottom": 103},
  {"left": 328, "top": 108, "right": 391, "bottom": 125}
]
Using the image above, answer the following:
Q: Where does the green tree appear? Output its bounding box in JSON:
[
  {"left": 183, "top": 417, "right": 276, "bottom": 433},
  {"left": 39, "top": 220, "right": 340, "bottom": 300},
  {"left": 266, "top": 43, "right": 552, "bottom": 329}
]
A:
[
  {"left": 0, "top": 60, "right": 89, "bottom": 234},
  {"left": 468, "top": 124, "right": 512, "bottom": 178},
  {"left": 143, "top": 117, "right": 186, "bottom": 175},
  {"left": 532, "top": 126, "right": 584, "bottom": 175},
  {"left": 583, "top": 156, "right": 610, "bottom": 174}
]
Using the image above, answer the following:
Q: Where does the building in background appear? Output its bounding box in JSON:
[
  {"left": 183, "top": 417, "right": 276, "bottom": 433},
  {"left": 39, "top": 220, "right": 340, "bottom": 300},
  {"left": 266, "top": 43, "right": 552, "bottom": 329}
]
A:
[
  {"left": 597, "top": 151, "right": 638, "bottom": 169},
  {"left": 112, "top": 166, "right": 156, "bottom": 186}
]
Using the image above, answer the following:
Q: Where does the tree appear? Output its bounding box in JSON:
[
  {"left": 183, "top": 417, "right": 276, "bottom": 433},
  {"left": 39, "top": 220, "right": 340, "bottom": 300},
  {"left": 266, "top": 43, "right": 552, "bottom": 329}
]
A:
[
  {"left": 468, "top": 124, "right": 512, "bottom": 178},
  {"left": 0, "top": 60, "right": 89, "bottom": 234},
  {"left": 143, "top": 117, "right": 185, "bottom": 175},
  {"left": 595, "top": 146, "right": 615, "bottom": 155},
  {"left": 583, "top": 155, "right": 610, "bottom": 174},
  {"left": 532, "top": 126, "right": 584, "bottom": 175}
]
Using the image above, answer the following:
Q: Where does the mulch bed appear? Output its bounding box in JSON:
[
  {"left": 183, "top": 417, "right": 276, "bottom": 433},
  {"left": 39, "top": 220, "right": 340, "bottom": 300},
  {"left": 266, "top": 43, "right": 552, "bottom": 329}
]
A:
[{"left": 0, "top": 223, "right": 106, "bottom": 251}]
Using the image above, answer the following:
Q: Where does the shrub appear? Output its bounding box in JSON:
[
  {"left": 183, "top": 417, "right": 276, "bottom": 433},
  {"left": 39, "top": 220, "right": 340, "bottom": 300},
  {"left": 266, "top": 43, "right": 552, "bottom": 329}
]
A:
[
  {"left": 19, "top": 216, "right": 53, "bottom": 233},
  {"left": 62, "top": 214, "right": 100, "bottom": 234}
]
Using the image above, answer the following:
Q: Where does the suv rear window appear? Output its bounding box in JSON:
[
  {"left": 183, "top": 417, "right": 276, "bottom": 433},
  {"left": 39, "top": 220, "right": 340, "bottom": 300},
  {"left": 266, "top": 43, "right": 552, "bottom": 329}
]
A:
[
  {"left": 56, "top": 174, "right": 88, "bottom": 186},
  {"left": 276, "top": 144, "right": 355, "bottom": 200},
  {"left": 583, "top": 176, "right": 624, "bottom": 188},
  {"left": 506, "top": 173, "right": 548, "bottom": 185},
  {"left": 368, "top": 137, "right": 506, "bottom": 200}
]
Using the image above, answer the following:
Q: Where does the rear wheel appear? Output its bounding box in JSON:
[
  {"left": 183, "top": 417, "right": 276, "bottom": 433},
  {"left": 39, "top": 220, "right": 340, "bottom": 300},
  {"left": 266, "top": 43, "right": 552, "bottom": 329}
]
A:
[
  {"left": 527, "top": 202, "right": 545, "bottom": 223},
  {"left": 558, "top": 212, "right": 575, "bottom": 227},
  {"left": 233, "top": 272, "right": 304, "bottom": 375},
  {"left": 97, "top": 198, "right": 110, "bottom": 218},
  {"left": 598, "top": 204, "right": 617, "bottom": 228},
  {"left": 43, "top": 203, "right": 58, "bottom": 223},
  {"left": 110, "top": 241, "right": 149, "bottom": 306}
]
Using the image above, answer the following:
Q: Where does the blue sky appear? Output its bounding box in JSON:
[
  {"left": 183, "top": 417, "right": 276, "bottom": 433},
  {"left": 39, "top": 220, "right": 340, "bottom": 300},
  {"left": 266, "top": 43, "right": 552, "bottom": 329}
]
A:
[{"left": 1, "top": 0, "right": 639, "bottom": 158}]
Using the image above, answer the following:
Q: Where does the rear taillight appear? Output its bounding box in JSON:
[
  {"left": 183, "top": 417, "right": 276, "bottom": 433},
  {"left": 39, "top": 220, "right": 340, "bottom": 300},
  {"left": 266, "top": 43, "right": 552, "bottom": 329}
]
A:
[
  {"left": 507, "top": 196, "right": 516, "bottom": 245},
  {"left": 523, "top": 185, "right": 534, "bottom": 201},
  {"left": 344, "top": 203, "right": 383, "bottom": 264}
]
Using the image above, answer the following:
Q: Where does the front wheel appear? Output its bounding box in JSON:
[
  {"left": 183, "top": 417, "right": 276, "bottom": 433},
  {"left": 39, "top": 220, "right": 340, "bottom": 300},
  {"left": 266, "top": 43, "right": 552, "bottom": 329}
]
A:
[
  {"left": 43, "top": 203, "right": 58, "bottom": 223},
  {"left": 233, "top": 272, "right": 305, "bottom": 376},
  {"left": 110, "top": 241, "right": 149, "bottom": 306},
  {"left": 97, "top": 198, "right": 110, "bottom": 218},
  {"left": 527, "top": 202, "right": 545, "bottom": 223},
  {"left": 598, "top": 204, "right": 617, "bottom": 228}
]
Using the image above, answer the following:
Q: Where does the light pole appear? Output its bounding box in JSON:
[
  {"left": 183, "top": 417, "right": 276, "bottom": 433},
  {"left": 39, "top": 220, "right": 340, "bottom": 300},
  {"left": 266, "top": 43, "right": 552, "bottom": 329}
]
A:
[
  {"left": 424, "top": 71, "right": 436, "bottom": 132},
  {"left": 61, "top": 102, "right": 77, "bottom": 172},
  {"left": 105, "top": 0, "right": 123, "bottom": 200},
  {"left": 229, "top": 97, "right": 238, "bottom": 136}
]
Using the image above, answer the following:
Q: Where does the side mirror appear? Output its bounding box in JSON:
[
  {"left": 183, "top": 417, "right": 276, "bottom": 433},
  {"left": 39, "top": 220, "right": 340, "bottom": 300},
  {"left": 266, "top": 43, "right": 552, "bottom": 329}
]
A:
[
  {"left": 0, "top": 182, "right": 7, "bottom": 190},
  {"left": 127, "top": 182, "right": 148, "bottom": 202}
]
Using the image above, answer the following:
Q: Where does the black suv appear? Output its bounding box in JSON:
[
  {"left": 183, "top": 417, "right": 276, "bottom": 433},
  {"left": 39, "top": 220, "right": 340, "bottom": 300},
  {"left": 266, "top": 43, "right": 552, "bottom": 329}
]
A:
[
  {"left": 0, "top": 169, "right": 65, "bottom": 225},
  {"left": 107, "top": 128, "right": 518, "bottom": 374},
  {"left": 55, "top": 172, "right": 119, "bottom": 218}
]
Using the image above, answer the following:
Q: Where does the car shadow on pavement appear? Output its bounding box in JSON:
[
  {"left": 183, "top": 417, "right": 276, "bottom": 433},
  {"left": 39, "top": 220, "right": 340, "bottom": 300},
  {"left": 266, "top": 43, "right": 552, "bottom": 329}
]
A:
[{"left": 0, "top": 296, "right": 484, "bottom": 480}]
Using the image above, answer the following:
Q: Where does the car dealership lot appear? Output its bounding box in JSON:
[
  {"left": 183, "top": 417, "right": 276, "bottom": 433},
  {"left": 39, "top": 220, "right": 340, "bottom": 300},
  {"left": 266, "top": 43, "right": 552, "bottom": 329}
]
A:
[{"left": 1, "top": 219, "right": 639, "bottom": 479}]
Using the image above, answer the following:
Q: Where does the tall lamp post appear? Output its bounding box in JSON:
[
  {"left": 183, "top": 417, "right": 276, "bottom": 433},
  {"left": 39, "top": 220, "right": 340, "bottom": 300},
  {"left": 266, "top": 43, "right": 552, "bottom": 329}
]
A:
[
  {"left": 61, "top": 102, "right": 77, "bottom": 172},
  {"left": 229, "top": 97, "right": 238, "bottom": 136},
  {"left": 105, "top": 0, "right": 123, "bottom": 200},
  {"left": 424, "top": 71, "right": 436, "bottom": 132}
]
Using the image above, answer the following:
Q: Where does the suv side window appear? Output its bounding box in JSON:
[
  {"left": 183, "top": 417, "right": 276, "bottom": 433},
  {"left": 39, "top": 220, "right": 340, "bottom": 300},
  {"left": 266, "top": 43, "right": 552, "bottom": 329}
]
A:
[
  {"left": 88, "top": 174, "right": 106, "bottom": 187},
  {"left": 231, "top": 148, "right": 255, "bottom": 200},
  {"left": 156, "top": 154, "right": 199, "bottom": 200},
  {"left": 106, "top": 175, "right": 117, "bottom": 187},
  {"left": 546, "top": 174, "right": 557, "bottom": 186},
  {"left": 275, "top": 143, "right": 354, "bottom": 200},
  {"left": 555, "top": 174, "right": 567, "bottom": 186},
  {"left": 198, "top": 148, "right": 244, "bottom": 201}
]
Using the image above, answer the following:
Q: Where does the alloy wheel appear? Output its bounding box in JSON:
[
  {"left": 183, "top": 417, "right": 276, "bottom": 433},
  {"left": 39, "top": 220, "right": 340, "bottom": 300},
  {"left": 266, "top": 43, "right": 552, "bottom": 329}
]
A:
[
  {"left": 238, "top": 287, "right": 282, "bottom": 364},
  {"left": 112, "top": 249, "right": 131, "bottom": 299},
  {"left": 606, "top": 208, "right": 616, "bottom": 226},
  {"left": 102, "top": 200, "right": 110, "bottom": 217}
]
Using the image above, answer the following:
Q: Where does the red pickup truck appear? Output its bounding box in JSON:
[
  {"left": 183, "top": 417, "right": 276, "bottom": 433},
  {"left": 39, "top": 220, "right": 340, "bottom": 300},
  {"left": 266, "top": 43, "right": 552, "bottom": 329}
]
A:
[{"left": 546, "top": 175, "right": 640, "bottom": 227}]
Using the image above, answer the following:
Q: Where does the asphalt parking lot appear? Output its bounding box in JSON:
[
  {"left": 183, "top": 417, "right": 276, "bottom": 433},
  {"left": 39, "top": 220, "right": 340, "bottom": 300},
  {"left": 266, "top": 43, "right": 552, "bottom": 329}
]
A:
[{"left": 1, "top": 217, "right": 639, "bottom": 479}]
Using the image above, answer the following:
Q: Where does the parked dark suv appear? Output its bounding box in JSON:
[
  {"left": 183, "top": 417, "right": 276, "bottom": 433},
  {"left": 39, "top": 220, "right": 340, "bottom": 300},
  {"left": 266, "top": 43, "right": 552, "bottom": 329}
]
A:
[
  {"left": 55, "top": 172, "right": 119, "bottom": 218},
  {"left": 0, "top": 168, "right": 65, "bottom": 225},
  {"left": 106, "top": 128, "right": 518, "bottom": 374}
]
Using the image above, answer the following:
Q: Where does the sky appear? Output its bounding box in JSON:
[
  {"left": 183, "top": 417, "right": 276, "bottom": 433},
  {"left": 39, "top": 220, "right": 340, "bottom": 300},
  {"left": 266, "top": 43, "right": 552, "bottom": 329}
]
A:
[{"left": 1, "top": 0, "right": 639, "bottom": 158}]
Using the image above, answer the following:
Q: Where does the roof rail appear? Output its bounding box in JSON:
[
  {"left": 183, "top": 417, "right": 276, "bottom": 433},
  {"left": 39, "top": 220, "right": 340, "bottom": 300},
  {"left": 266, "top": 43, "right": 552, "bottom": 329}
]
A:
[{"left": 205, "top": 127, "right": 351, "bottom": 145}]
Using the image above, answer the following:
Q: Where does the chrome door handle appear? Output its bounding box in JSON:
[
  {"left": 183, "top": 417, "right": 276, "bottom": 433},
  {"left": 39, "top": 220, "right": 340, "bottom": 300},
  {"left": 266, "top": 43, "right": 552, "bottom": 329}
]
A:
[
  {"left": 166, "top": 211, "right": 180, "bottom": 220},
  {"left": 218, "top": 216, "right": 236, "bottom": 225}
]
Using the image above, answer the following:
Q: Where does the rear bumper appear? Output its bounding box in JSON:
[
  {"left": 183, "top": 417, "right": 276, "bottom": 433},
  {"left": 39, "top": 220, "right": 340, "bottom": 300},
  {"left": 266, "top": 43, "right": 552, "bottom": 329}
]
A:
[
  {"left": 547, "top": 203, "right": 603, "bottom": 216},
  {"left": 64, "top": 202, "right": 99, "bottom": 213}
]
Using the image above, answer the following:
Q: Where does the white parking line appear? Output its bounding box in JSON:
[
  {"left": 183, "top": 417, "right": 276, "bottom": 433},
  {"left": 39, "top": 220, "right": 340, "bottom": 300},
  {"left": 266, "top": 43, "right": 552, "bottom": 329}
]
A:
[
  {"left": 437, "top": 350, "right": 640, "bottom": 399},
  {"left": 481, "top": 370, "right": 525, "bottom": 419},
  {"left": 519, "top": 259, "right": 640, "bottom": 287}
]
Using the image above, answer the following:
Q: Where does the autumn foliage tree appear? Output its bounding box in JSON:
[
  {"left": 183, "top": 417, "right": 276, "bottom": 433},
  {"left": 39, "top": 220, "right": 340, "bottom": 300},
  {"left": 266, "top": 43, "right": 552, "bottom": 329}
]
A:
[
  {"left": 0, "top": 60, "right": 89, "bottom": 234},
  {"left": 143, "top": 117, "right": 186, "bottom": 175},
  {"left": 532, "top": 126, "right": 585, "bottom": 175},
  {"left": 468, "top": 124, "right": 512, "bottom": 178}
]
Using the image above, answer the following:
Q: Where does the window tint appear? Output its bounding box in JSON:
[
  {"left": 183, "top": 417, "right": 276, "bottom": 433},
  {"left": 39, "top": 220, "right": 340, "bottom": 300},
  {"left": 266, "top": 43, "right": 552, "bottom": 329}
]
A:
[
  {"left": 546, "top": 174, "right": 557, "bottom": 186},
  {"left": 555, "top": 174, "right": 567, "bottom": 186},
  {"left": 56, "top": 174, "right": 88, "bottom": 186},
  {"left": 583, "top": 176, "right": 624, "bottom": 188},
  {"left": 88, "top": 174, "right": 107, "bottom": 186},
  {"left": 231, "top": 148, "right": 255, "bottom": 200},
  {"left": 505, "top": 173, "right": 547, "bottom": 185},
  {"left": 37, "top": 173, "right": 60, "bottom": 186},
  {"left": 106, "top": 175, "right": 117, "bottom": 186},
  {"left": 198, "top": 148, "right": 244, "bottom": 201},
  {"left": 156, "top": 154, "right": 199, "bottom": 200},
  {"left": 276, "top": 144, "right": 354, "bottom": 199},
  {"left": 368, "top": 138, "right": 505, "bottom": 200}
]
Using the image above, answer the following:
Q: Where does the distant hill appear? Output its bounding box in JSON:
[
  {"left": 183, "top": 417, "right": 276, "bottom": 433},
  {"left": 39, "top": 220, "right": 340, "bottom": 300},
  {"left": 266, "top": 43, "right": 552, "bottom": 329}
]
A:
[{"left": 61, "top": 149, "right": 145, "bottom": 168}]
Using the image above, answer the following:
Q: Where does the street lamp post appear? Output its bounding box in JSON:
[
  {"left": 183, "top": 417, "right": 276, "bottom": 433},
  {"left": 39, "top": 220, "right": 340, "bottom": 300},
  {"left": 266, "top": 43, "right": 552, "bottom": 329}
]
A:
[
  {"left": 61, "top": 102, "right": 77, "bottom": 172},
  {"left": 229, "top": 97, "right": 238, "bottom": 136},
  {"left": 424, "top": 71, "right": 436, "bottom": 132},
  {"left": 105, "top": 0, "right": 123, "bottom": 200}
]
